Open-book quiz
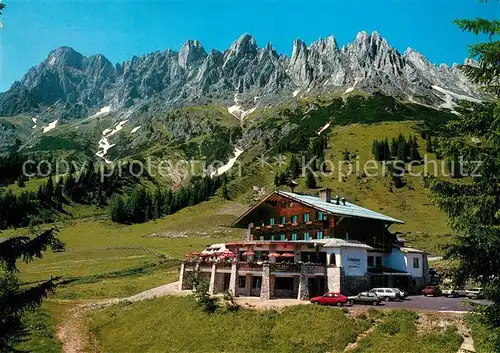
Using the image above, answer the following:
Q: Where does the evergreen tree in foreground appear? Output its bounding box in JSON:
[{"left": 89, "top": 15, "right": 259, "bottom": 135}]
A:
[
  {"left": 428, "top": 6, "right": 500, "bottom": 332},
  {"left": 0, "top": 229, "right": 62, "bottom": 351}
]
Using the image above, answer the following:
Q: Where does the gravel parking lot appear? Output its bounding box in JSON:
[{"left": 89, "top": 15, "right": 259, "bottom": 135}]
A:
[{"left": 353, "top": 295, "right": 488, "bottom": 312}]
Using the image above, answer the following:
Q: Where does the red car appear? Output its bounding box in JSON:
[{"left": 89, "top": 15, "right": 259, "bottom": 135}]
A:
[
  {"left": 310, "top": 292, "right": 348, "bottom": 306},
  {"left": 423, "top": 286, "right": 442, "bottom": 297}
]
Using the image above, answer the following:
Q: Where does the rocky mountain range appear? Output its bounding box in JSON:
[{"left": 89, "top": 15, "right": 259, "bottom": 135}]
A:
[{"left": 0, "top": 31, "right": 483, "bottom": 119}]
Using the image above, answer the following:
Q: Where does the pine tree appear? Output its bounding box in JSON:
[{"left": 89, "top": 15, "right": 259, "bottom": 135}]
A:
[
  {"left": 221, "top": 177, "right": 230, "bottom": 200},
  {"left": 305, "top": 169, "right": 317, "bottom": 189},
  {"left": 426, "top": 134, "right": 433, "bottom": 153},
  {"left": 390, "top": 137, "right": 398, "bottom": 158},
  {"left": 0, "top": 229, "right": 62, "bottom": 351},
  {"left": 45, "top": 176, "right": 54, "bottom": 201},
  {"left": 428, "top": 7, "right": 500, "bottom": 330},
  {"left": 110, "top": 196, "right": 126, "bottom": 223}
]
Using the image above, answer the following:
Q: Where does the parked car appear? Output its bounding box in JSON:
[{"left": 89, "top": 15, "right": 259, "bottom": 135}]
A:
[
  {"left": 310, "top": 292, "right": 348, "bottom": 306},
  {"left": 466, "top": 288, "right": 484, "bottom": 299},
  {"left": 369, "top": 288, "right": 399, "bottom": 301},
  {"left": 347, "top": 292, "right": 382, "bottom": 306},
  {"left": 423, "top": 285, "right": 442, "bottom": 296},
  {"left": 392, "top": 288, "right": 408, "bottom": 299},
  {"left": 442, "top": 287, "right": 466, "bottom": 298}
]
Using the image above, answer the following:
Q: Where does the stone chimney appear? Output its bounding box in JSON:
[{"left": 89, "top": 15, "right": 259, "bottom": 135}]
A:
[{"left": 319, "top": 188, "right": 332, "bottom": 203}]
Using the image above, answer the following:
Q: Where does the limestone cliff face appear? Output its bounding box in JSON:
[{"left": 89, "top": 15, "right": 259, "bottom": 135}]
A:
[{"left": 0, "top": 31, "right": 482, "bottom": 117}]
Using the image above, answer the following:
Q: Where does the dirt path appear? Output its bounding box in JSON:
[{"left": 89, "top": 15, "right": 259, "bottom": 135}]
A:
[{"left": 56, "top": 281, "right": 187, "bottom": 353}]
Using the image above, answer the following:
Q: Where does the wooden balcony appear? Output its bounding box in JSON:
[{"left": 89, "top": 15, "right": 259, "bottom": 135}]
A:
[
  {"left": 238, "top": 263, "right": 263, "bottom": 272},
  {"left": 251, "top": 220, "right": 328, "bottom": 232},
  {"left": 270, "top": 263, "right": 300, "bottom": 272}
]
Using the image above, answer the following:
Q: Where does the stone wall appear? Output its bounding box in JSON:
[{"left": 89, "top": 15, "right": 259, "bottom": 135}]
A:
[
  {"left": 260, "top": 263, "right": 272, "bottom": 299},
  {"left": 327, "top": 267, "right": 342, "bottom": 293},
  {"left": 297, "top": 267, "right": 309, "bottom": 300},
  {"left": 179, "top": 264, "right": 194, "bottom": 290}
]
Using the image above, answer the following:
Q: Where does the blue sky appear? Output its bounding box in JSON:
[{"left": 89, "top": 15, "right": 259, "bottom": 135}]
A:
[{"left": 0, "top": 0, "right": 498, "bottom": 91}]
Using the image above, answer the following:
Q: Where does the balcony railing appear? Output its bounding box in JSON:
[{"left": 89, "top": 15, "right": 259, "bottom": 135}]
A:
[
  {"left": 252, "top": 219, "right": 328, "bottom": 231},
  {"left": 216, "top": 262, "right": 233, "bottom": 270},
  {"left": 270, "top": 263, "right": 300, "bottom": 272},
  {"left": 238, "top": 263, "right": 263, "bottom": 272}
]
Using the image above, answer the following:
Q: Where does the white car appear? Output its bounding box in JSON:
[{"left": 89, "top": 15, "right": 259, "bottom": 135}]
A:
[
  {"left": 369, "top": 288, "right": 399, "bottom": 301},
  {"left": 442, "top": 287, "right": 466, "bottom": 297},
  {"left": 466, "top": 288, "right": 484, "bottom": 299}
]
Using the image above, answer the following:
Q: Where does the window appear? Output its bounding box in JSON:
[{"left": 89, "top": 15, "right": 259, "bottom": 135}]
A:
[
  {"left": 289, "top": 202, "right": 294, "bottom": 208},
  {"left": 259, "top": 236, "right": 264, "bottom": 241},
  {"left": 270, "top": 234, "right": 275, "bottom": 241},
  {"left": 316, "top": 231, "right": 323, "bottom": 240},
  {"left": 281, "top": 216, "right": 286, "bottom": 224},
  {"left": 291, "top": 233, "right": 297, "bottom": 241},
  {"left": 280, "top": 201, "right": 286, "bottom": 208},
  {"left": 367, "top": 256, "right": 374, "bottom": 267},
  {"left": 303, "top": 213, "right": 310, "bottom": 222},
  {"left": 238, "top": 276, "right": 246, "bottom": 288},
  {"left": 413, "top": 257, "right": 420, "bottom": 269},
  {"left": 318, "top": 211, "right": 326, "bottom": 221},
  {"left": 274, "top": 277, "right": 294, "bottom": 290},
  {"left": 252, "top": 277, "right": 261, "bottom": 289},
  {"left": 375, "top": 256, "right": 382, "bottom": 268},
  {"left": 292, "top": 215, "right": 298, "bottom": 223},
  {"left": 329, "top": 254, "right": 336, "bottom": 266},
  {"left": 280, "top": 233, "right": 286, "bottom": 241},
  {"left": 270, "top": 218, "right": 275, "bottom": 226},
  {"left": 304, "top": 232, "right": 310, "bottom": 241}
]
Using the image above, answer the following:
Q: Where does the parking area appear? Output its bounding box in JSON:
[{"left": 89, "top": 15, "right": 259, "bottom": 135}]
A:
[{"left": 353, "top": 295, "right": 488, "bottom": 312}]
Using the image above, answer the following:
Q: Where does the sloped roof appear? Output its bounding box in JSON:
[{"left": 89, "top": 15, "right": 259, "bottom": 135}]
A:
[
  {"left": 399, "top": 246, "right": 425, "bottom": 254},
  {"left": 277, "top": 191, "right": 404, "bottom": 224},
  {"left": 316, "top": 238, "right": 374, "bottom": 250}
]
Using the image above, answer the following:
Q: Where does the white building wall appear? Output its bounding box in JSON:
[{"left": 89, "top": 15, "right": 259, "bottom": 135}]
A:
[
  {"left": 339, "top": 248, "right": 368, "bottom": 276},
  {"left": 405, "top": 253, "right": 423, "bottom": 278},
  {"left": 384, "top": 248, "right": 407, "bottom": 272},
  {"left": 325, "top": 248, "right": 341, "bottom": 267}
]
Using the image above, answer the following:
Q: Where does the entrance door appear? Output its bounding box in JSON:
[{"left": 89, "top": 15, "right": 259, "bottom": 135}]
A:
[
  {"left": 308, "top": 277, "right": 325, "bottom": 297},
  {"left": 223, "top": 273, "right": 231, "bottom": 290}
]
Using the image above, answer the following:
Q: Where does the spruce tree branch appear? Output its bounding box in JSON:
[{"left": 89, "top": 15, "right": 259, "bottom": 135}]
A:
[{"left": 0, "top": 229, "right": 63, "bottom": 272}]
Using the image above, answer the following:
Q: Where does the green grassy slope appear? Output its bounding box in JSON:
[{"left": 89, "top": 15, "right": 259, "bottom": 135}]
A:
[{"left": 90, "top": 297, "right": 462, "bottom": 353}]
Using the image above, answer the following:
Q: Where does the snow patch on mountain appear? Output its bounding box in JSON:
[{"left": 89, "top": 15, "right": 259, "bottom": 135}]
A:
[
  {"left": 318, "top": 122, "right": 331, "bottom": 135},
  {"left": 131, "top": 126, "right": 141, "bottom": 133},
  {"left": 228, "top": 94, "right": 257, "bottom": 121},
  {"left": 95, "top": 120, "right": 128, "bottom": 163},
  {"left": 89, "top": 106, "right": 112, "bottom": 119},
  {"left": 432, "top": 85, "right": 481, "bottom": 106},
  {"left": 108, "top": 120, "right": 128, "bottom": 137},
  {"left": 96, "top": 137, "right": 114, "bottom": 164},
  {"left": 210, "top": 147, "right": 243, "bottom": 177},
  {"left": 293, "top": 89, "right": 301, "bottom": 97},
  {"left": 42, "top": 119, "right": 59, "bottom": 133}
]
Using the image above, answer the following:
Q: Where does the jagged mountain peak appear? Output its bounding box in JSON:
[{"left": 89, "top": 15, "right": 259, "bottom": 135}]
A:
[
  {"left": 178, "top": 39, "right": 207, "bottom": 69},
  {"left": 0, "top": 31, "right": 483, "bottom": 117},
  {"left": 45, "top": 46, "right": 86, "bottom": 69}
]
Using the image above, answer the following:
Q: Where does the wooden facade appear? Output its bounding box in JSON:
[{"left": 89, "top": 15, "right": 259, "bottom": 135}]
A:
[{"left": 233, "top": 193, "right": 395, "bottom": 251}]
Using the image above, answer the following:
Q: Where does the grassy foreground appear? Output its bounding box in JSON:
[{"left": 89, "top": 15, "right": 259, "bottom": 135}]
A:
[{"left": 90, "top": 296, "right": 463, "bottom": 353}]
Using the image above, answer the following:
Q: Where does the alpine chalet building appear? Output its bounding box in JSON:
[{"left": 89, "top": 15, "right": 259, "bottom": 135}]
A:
[{"left": 179, "top": 188, "right": 430, "bottom": 300}]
